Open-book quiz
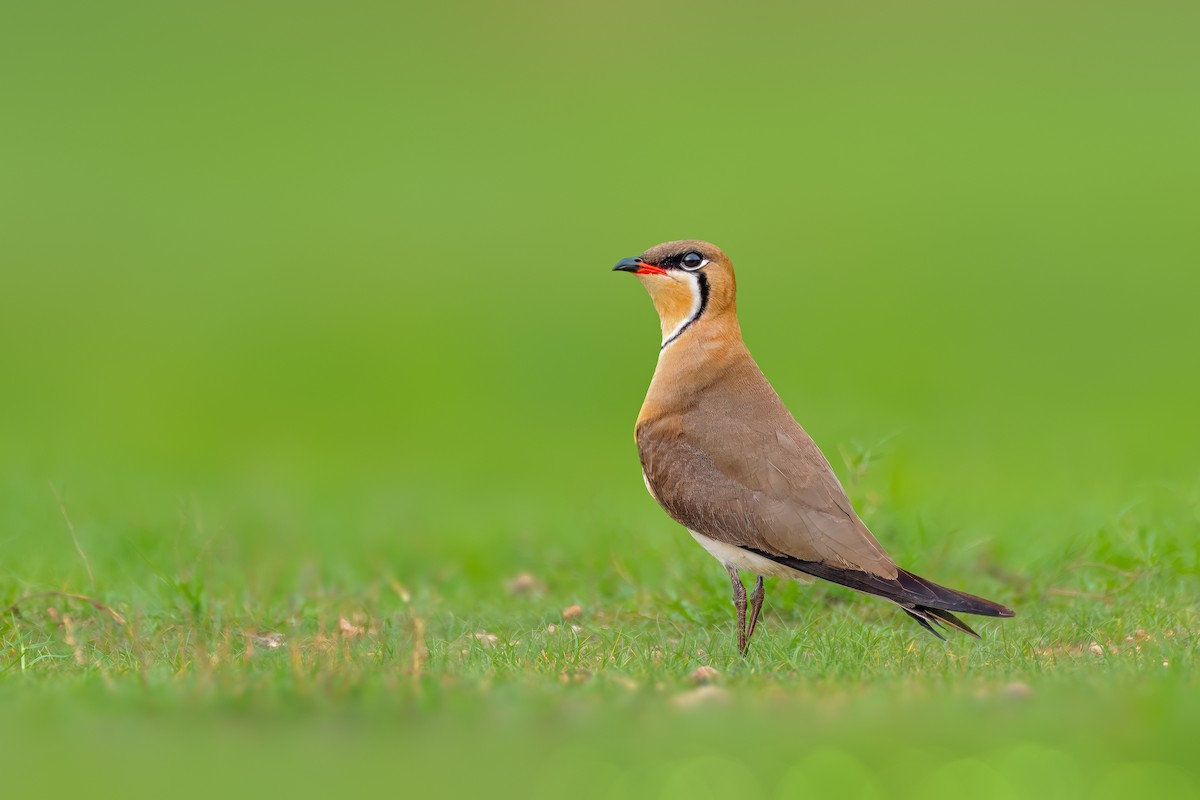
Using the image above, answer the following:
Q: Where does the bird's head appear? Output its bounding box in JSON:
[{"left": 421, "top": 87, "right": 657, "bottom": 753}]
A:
[{"left": 613, "top": 240, "right": 737, "bottom": 349}]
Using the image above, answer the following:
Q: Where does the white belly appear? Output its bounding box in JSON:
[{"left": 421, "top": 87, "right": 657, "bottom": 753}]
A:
[
  {"left": 688, "top": 530, "right": 815, "bottom": 583},
  {"left": 641, "top": 469, "right": 658, "bottom": 502}
]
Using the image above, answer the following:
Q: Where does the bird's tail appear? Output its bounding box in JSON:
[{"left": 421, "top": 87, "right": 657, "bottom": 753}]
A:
[
  {"left": 741, "top": 547, "right": 1015, "bottom": 639},
  {"left": 888, "top": 566, "right": 1014, "bottom": 614},
  {"left": 901, "top": 604, "right": 982, "bottom": 640},
  {"left": 883, "top": 568, "right": 1015, "bottom": 640}
]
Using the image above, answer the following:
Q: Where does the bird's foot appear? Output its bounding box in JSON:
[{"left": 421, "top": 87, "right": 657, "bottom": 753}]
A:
[
  {"left": 746, "top": 576, "right": 765, "bottom": 644},
  {"left": 727, "top": 565, "right": 749, "bottom": 655}
]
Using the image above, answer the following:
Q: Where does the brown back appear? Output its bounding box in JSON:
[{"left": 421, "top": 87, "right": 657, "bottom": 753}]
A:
[{"left": 636, "top": 340, "right": 899, "bottom": 579}]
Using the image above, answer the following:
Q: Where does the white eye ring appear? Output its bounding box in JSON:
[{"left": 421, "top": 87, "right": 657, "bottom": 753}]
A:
[{"left": 681, "top": 252, "right": 709, "bottom": 271}]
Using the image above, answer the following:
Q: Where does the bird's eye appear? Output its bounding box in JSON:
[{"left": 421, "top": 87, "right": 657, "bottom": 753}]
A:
[{"left": 681, "top": 251, "right": 707, "bottom": 270}]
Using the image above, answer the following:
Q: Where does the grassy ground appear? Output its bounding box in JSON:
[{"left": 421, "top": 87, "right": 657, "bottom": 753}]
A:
[
  {"left": 2, "top": 469, "right": 1196, "bottom": 797},
  {"left": 3, "top": 1, "right": 1199, "bottom": 797}
]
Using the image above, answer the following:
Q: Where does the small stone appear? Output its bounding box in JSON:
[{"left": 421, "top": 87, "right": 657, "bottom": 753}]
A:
[
  {"left": 507, "top": 573, "right": 541, "bottom": 595},
  {"left": 338, "top": 617, "right": 365, "bottom": 637},
  {"left": 546, "top": 624, "right": 557, "bottom": 634},
  {"left": 251, "top": 632, "right": 284, "bottom": 649},
  {"left": 473, "top": 632, "right": 499, "bottom": 647},
  {"left": 673, "top": 685, "right": 730, "bottom": 709},
  {"left": 1002, "top": 682, "right": 1034, "bottom": 700},
  {"left": 562, "top": 604, "right": 582, "bottom": 620},
  {"left": 1089, "top": 642, "right": 1104, "bottom": 655},
  {"left": 689, "top": 665, "right": 721, "bottom": 685}
]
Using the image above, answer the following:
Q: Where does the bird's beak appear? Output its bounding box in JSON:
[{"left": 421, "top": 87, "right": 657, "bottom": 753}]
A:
[{"left": 613, "top": 257, "right": 668, "bottom": 276}]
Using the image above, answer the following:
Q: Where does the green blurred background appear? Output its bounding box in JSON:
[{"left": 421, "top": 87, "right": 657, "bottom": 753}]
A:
[
  {"left": 1, "top": 0, "right": 1198, "bottom": 795},
  {"left": 3, "top": 0, "right": 1197, "bottom": 533}
]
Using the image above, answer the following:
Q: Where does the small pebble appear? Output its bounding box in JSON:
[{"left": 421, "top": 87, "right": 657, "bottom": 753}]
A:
[
  {"left": 1002, "top": 682, "right": 1034, "bottom": 700},
  {"left": 673, "top": 685, "right": 730, "bottom": 709},
  {"left": 507, "top": 573, "right": 540, "bottom": 594}
]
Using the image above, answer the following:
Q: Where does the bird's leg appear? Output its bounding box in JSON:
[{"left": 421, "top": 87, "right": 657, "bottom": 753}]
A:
[
  {"left": 726, "top": 565, "right": 748, "bottom": 654},
  {"left": 746, "top": 576, "right": 765, "bottom": 645}
]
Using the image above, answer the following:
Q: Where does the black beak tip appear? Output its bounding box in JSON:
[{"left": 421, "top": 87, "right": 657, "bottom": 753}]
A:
[{"left": 613, "top": 257, "right": 642, "bottom": 273}]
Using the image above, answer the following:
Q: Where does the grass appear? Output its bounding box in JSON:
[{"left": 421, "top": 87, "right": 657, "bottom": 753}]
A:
[
  {"left": 4, "top": 484, "right": 1193, "bottom": 687},
  {"left": 2, "top": 468, "right": 1196, "bottom": 798}
]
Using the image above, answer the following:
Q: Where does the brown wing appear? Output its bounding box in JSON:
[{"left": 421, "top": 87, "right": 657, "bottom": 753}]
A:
[{"left": 637, "top": 357, "right": 898, "bottom": 580}]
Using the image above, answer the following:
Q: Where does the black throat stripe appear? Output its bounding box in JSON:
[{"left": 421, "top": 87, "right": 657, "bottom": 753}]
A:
[{"left": 660, "top": 272, "right": 709, "bottom": 350}]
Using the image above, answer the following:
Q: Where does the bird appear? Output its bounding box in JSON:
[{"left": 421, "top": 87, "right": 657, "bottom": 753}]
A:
[{"left": 613, "top": 240, "right": 1014, "bottom": 654}]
